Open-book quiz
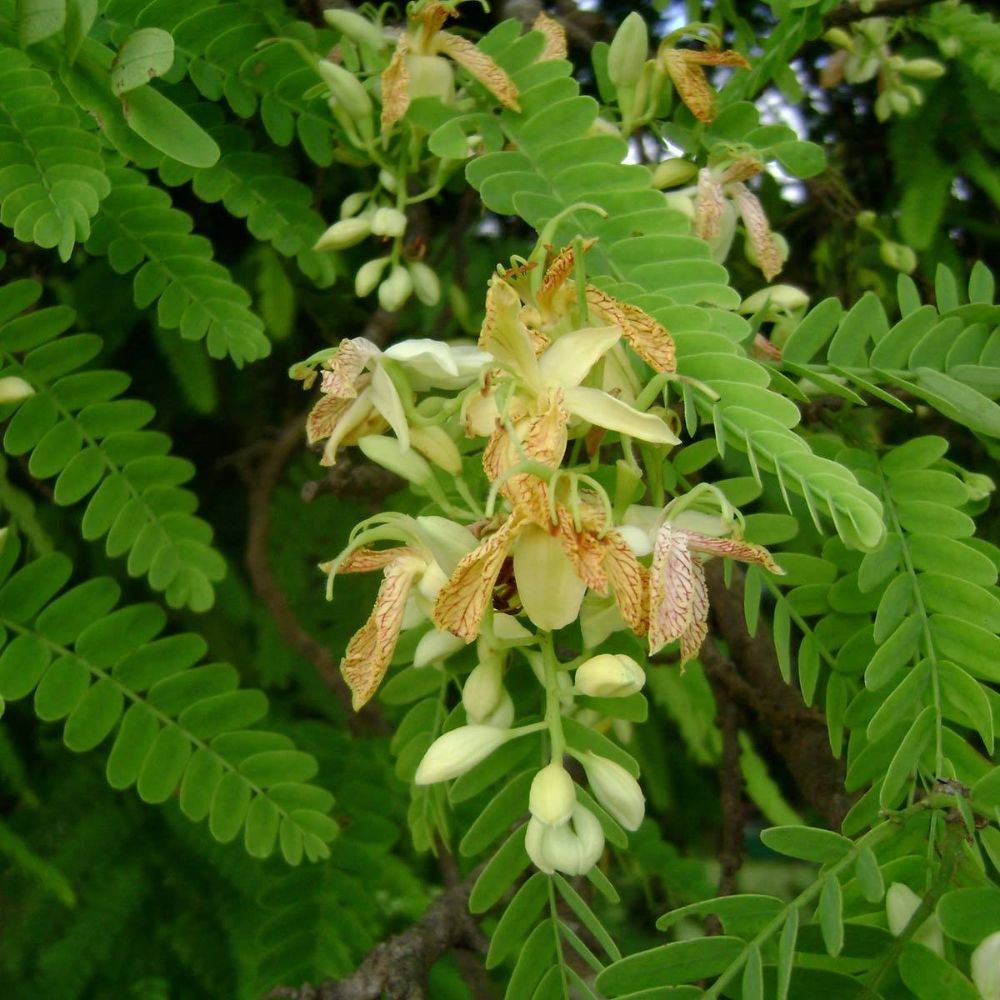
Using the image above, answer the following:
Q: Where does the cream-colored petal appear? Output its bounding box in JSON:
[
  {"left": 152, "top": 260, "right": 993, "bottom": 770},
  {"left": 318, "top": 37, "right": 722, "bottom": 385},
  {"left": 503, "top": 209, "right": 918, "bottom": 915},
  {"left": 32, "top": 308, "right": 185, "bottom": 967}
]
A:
[
  {"left": 684, "top": 531, "right": 784, "bottom": 574},
  {"left": 320, "top": 387, "right": 378, "bottom": 466},
  {"left": 435, "top": 32, "right": 520, "bottom": 110},
  {"left": 341, "top": 555, "right": 422, "bottom": 709},
  {"left": 306, "top": 392, "right": 351, "bottom": 445},
  {"left": 479, "top": 278, "right": 541, "bottom": 390},
  {"left": 539, "top": 326, "right": 621, "bottom": 388},
  {"left": 320, "top": 337, "right": 379, "bottom": 398},
  {"left": 564, "top": 386, "right": 680, "bottom": 444},
  {"left": 649, "top": 524, "right": 697, "bottom": 655},
  {"left": 371, "top": 361, "right": 410, "bottom": 451},
  {"left": 602, "top": 529, "right": 650, "bottom": 636},
  {"left": 410, "top": 424, "right": 462, "bottom": 475},
  {"left": 586, "top": 287, "right": 676, "bottom": 373},
  {"left": 512, "top": 524, "right": 587, "bottom": 631},
  {"left": 338, "top": 545, "right": 417, "bottom": 574},
  {"left": 662, "top": 50, "right": 717, "bottom": 123},
  {"left": 433, "top": 515, "right": 524, "bottom": 642},
  {"left": 680, "top": 560, "right": 709, "bottom": 663}
]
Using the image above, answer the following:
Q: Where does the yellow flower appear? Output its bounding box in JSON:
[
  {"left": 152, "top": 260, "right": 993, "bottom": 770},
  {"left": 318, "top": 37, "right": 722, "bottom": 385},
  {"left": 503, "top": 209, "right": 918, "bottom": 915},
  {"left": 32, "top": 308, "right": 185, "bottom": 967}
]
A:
[
  {"left": 432, "top": 490, "right": 648, "bottom": 642},
  {"left": 380, "top": 2, "right": 520, "bottom": 132},
  {"left": 298, "top": 336, "right": 487, "bottom": 466}
]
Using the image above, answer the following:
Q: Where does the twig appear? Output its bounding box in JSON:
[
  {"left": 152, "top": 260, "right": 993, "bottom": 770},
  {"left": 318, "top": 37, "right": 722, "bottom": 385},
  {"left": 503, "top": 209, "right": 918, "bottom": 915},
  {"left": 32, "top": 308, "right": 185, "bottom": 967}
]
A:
[
  {"left": 263, "top": 868, "right": 487, "bottom": 1000},
  {"left": 823, "top": 0, "right": 941, "bottom": 28},
  {"left": 703, "top": 563, "right": 853, "bottom": 829},
  {"left": 243, "top": 414, "right": 389, "bottom": 736}
]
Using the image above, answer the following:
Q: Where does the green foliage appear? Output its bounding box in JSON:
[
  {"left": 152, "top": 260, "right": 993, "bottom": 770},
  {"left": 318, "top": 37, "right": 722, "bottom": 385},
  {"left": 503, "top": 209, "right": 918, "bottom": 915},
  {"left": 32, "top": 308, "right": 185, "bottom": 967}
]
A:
[{"left": 0, "top": 1, "right": 997, "bottom": 998}]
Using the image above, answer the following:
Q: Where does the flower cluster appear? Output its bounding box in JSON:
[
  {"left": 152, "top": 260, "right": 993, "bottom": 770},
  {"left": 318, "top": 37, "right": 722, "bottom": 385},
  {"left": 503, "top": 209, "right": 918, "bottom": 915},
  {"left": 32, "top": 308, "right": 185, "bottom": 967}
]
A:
[{"left": 298, "top": 240, "right": 781, "bottom": 876}]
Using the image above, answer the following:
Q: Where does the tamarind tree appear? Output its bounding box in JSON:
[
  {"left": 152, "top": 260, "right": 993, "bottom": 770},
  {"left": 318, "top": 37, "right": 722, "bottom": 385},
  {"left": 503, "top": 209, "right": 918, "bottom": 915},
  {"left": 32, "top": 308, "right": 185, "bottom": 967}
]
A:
[{"left": 1, "top": 0, "right": 1000, "bottom": 997}]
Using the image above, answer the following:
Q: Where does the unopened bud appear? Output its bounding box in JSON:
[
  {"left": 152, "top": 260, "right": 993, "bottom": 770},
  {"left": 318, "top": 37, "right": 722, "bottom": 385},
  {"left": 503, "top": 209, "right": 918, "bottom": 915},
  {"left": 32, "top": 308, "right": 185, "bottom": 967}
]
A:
[
  {"left": 888, "top": 89, "right": 911, "bottom": 116},
  {"left": 322, "top": 9, "right": 389, "bottom": 51},
  {"left": 408, "top": 261, "right": 441, "bottom": 306},
  {"left": 575, "top": 653, "right": 645, "bottom": 698},
  {"left": 339, "top": 191, "right": 368, "bottom": 218},
  {"left": 462, "top": 658, "right": 504, "bottom": 723},
  {"left": 938, "top": 37, "right": 960, "bottom": 58},
  {"left": 414, "top": 725, "right": 511, "bottom": 784},
  {"left": 525, "top": 804, "right": 604, "bottom": 875},
  {"left": 0, "top": 376, "right": 35, "bottom": 404},
  {"left": 962, "top": 471, "right": 995, "bottom": 502},
  {"left": 664, "top": 191, "right": 696, "bottom": 222},
  {"left": 317, "top": 60, "right": 373, "bottom": 123},
  {"left": 315, "top": 216, "right": 371, "bottom": 251},
  {"left": 608, "top": 13, "right": 648, "bottom": 91},
  {"left": 529, "top": 763, "right": 576, "bottom": 827},
  {"left": 885, "top": 883, "right": 944, "bottom": 956},
  {"left": 823, "top": 28, "right": 854, "bottom": 50},
  {"left": 972, "top": 931, "right": 1000, "bottom": 1000},
  {"left": 370, "top": 206, "right": 407, "bottom": 238},
  {"left": 900, "top": 58, "right": 945, "bottom": 80},
  {"left": 652, "top": 158, "right": 697, "bottom": 189},
  {"left": 579, "top": 751, "right": 645, "bottom": 831},
  {"left": 482, "top": 690, "right": 515, "bottom": 728},
  {"left": 355, "top": 256, "right": 391, "bottom": 296},
  {"left": 377, "top": 265, "right": 413, "bottom": 312},
  {"left": 379, "top": 168, "right": 398, "bottom": 193},
  {"left": 740, "top": 284, "right": 809, "bottom": 315},
  {"left": 357, "top": 435, "right": 431, "bottom": 486},
  {"left": 414, "top": 628, "right": 464, "bottom": 667},
  {"left": 410, "top": 425, "right": 462, "bottom": 476}
]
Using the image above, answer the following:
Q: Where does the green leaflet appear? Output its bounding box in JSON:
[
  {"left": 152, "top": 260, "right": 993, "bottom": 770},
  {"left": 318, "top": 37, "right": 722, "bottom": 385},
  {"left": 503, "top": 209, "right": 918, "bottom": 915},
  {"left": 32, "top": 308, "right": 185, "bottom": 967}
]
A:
[
  {"left": 0, "top": 49, "right": 110, "bottom": 261},
  {"left": 0, "top": 536, "right": 336, "bottom": 864},
  {"left": 86, "top": 166, "right": 269, "bottom": 366},
  {"left": 0, "top": 279, "right": 225, "bottom": 611}
]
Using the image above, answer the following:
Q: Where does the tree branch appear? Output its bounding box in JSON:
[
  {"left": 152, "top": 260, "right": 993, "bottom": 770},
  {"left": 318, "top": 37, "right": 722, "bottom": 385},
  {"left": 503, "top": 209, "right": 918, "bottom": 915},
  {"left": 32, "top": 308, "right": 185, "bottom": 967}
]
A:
[
  {"left": 703, "top": 563, "right": 853, "bottom": 829},
  {"left": 263, "top": 868, "right": 487, "bottom": 1000},
  {"left": 823, "top": 0, "right": 941, "bottom": 28}
]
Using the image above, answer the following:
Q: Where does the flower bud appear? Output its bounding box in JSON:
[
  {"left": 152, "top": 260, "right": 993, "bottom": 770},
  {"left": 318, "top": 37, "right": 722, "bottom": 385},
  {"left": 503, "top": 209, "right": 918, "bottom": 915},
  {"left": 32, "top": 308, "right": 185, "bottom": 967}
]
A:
[
  {"left": 462, "top": 658, "right": 504, "bottom": 723},
  {"left": 317, "top": 60, "right": 373, "bottom": 123},
  {"left": 413, "top": 628, "right": 465, "bottom": 667},
  {"left": 481, "top": 689, "right": 515, "bottom": 728},
  {"left": 663, "top": 192, "right": 696, "bottom": 222},
  {"left": 885, "top": 883, "right": 944, "bottom": 956},
  {"left": 315, "top": 216, "right": 371, "bottom": 251},
  {"left": 414, "top": 725, "right": 511, "bottom": 784},
  {"left": 938, "top": 37, "right": 961, "bottom": 58},
  {"left": 491, "top": 613, "right": 534, "bottom": 645},
  {"left": 410, "top": 425, "right": 462, "bottom": 476},
  {"left": 322, "top": 9, "right": 389, "bottom": 51},
  {"left": 525, "top": 804, "right": 605, "bottom": 875},
  {"left": 370, "top": 206, "right": 407, "bottom": 238},
  {"left": 416, "top": 561, "right": 448, "bottom": 603},
  {"left": 962, "top": 471, "right": 995, "bottom": 502},
  {"left": 575, "top": 654, "right": 645, "bottom": 698},
  {"left": 357, "top": 435, "right": 432, "bottom": 487},
  {"left": 378, "top": 265, "right": 413, "bottom": 312},
  {"left": 740, "top": 284, "right": 809, "bottom": 315},
  {"left": 0, "top": 376, "right": 35, "bottom": 404},
  {"left": 379, "top": 168, "right": 398, "bottom": 193},
  {"left": 579, "top": 751, "right": 644, "bottom": 831},
  {"left": 901, "top": 58, "right": 945, "bottom": 80},
  {"left": 529, "top": 763, "right": 576, "bottom": 827},
  {"left": 355, "top": 256, "right": 391, "bottom": 297},
  {"left": 823, "top": 28, "right": 854, "bottom": 50},
  {"left": 972, "top": 931, "right": 1000, "bottom": 1000},
  {"left": 652, "top": 158, "right": 697, "bottom": 190},
  {"left": 339, "top": 191, "right": 368, "bottom": 219},
  {"left": 888, "top": 89, "right": 911, "bottom": 116},
  {"left": 409, "top": 261, "right": 441, "bottom": 306},
  {"left": 608, "top": 13, "right": 648, "bottom": 91}
]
